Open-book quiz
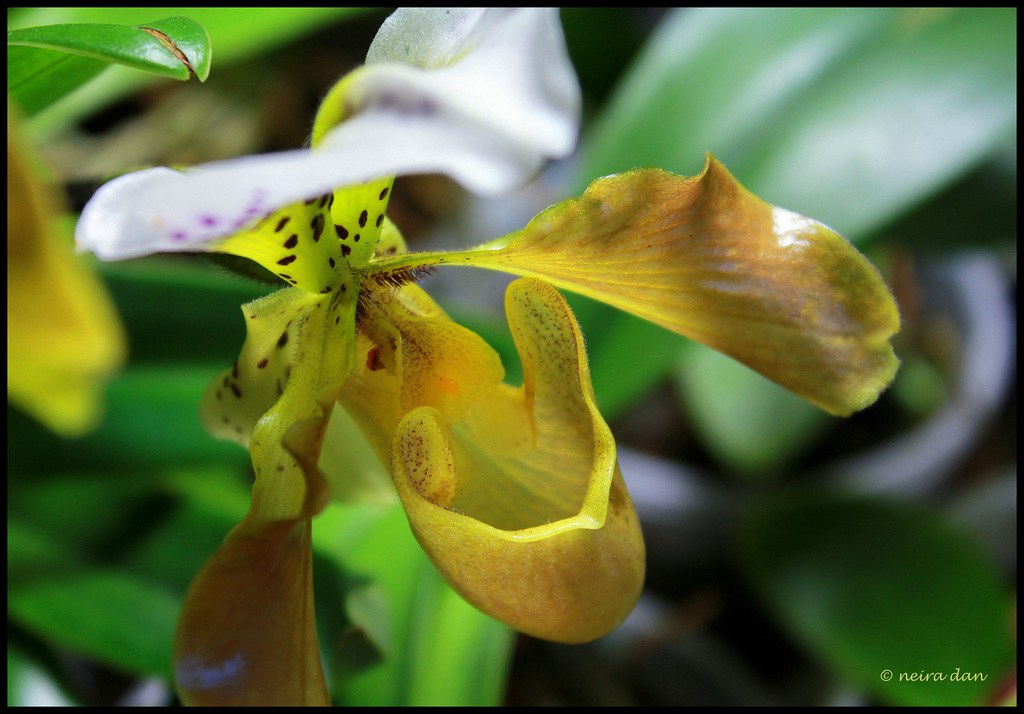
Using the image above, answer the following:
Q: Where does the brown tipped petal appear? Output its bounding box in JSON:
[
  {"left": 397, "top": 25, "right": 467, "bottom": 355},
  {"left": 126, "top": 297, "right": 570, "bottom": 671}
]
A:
[
  {"left": 173, "top": 518, "right": 329, "bottom": 706},
  {"left": 372, "top": 155, "right": 900, "bottom": 416}
]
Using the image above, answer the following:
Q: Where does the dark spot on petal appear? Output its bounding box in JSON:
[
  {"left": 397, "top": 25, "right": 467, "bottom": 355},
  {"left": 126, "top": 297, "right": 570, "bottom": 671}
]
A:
[
  {"left": 319, "top": 194, "right": 329, "bottom": 208},
  {"left": 329, "top": 257, "right": 336, "bottom": 268},
  {"left": 311, "top": 214, "right": 325, "bottom": 242},
  {"left": 276, "top": 379, "right": 283, "bottom": 397},
  {"left": 278, "top": 273, "right": 292, "bottom": 280},
  {"left": 340, "top": 284, "right": 347, "bottom": 292},
  {"left": 284, "top": 234, "right": 298, "bottom": 249},
  {"left": 277, "top": 331, "right": 289, "bottom": 348},
  {"left": 376, "top": 214, "right": 384, "bottom": 228},
  {"left": 328, "top": 193, "right": 334, "bottom": 210},
  {"left": 275, "top": 216, "right": 290, "bottom": 232},
  {"left": 235, "top": 426, "right": 243, "bottom": 435},
  {"left": 359, "top": 210, "right": 368, "bottom": 228},
  {"left": 171, "top": 231, "right": 187, "bottom": 241},
  {"left": 341, "top": 244, "right": 352, "bottom": 257},
  {"left": 232, "top": 361, "right": 239, "bottom": 379},
  {"left": 222, "top": 376, "right": 229, "bottom": 388},
  {"left": 367, "top": 347, "right": 385, "bottom": 371},
  {"left": 379, "top": 187, "right": 389, "bottom": 200},
  {"left": 354, "top": 233, "right": 361, "bottom": 242},
  {"left": 304, "top": 196, "right": 317, "bottom": 205},
  {"left": 321, "top": 286, "right": 332, "bottom": 293},
  {"left": 335, "top": 224, "right": 349, "bottom": 240},
  {"left": 200, "top": 215, "right": 218, "bottom": 227},
  {"left": 335, "top": 316, "right": 340, "bottom": 325},
  {"left": 257, "top": 358, "right": 269, "bottom": 369},
  {"left": 222, "top": 416, "right": 230, "bottom": 424},
  {"left": 278, "top": 255, "right": 297, "bottom": 266},
  {"left": 231, "top": 383, "right": 242, "bottom": 399}
]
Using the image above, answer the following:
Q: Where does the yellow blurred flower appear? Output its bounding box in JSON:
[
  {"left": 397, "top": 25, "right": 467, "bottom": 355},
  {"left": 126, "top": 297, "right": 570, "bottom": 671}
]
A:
[{"left": 8, "top": 102, "right": 125, "bottom": 436}]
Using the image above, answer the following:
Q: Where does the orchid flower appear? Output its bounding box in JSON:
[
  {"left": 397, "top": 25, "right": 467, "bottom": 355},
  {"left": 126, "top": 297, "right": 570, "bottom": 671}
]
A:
[{"left": 75, "top": 8, "right": 900, "bottom": 706}]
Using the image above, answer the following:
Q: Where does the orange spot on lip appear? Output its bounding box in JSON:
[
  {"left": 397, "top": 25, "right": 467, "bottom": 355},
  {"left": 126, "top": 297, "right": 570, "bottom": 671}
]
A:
[{"left": 439, "top": 376, "right": 459, "bottom": 395}]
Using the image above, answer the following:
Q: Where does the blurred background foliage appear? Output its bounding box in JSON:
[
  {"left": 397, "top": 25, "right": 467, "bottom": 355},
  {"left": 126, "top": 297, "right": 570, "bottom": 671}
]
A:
[{"left": 7, "top": 7, "right": 1016, "bottom": 706}]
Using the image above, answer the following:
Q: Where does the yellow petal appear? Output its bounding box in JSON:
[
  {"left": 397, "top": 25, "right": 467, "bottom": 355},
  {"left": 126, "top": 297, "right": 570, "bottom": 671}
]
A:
[
  {"left": 370, "top": 155, "right": 900, "bottom": 416},
  {"left": 340, "top": 278, "right": 645, "bottom": 642},
  {"left": 7, "top": 103, "right": 125, "bottom": 435}
]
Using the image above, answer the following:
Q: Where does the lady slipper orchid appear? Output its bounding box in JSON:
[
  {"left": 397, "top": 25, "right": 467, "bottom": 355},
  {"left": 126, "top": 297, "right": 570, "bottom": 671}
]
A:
[{"left": 75, "top": 7, "right": 900, "bottom": 706}]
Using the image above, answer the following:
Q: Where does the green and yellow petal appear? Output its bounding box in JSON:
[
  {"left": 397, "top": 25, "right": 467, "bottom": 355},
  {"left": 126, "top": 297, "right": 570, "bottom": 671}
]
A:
[
  {"left": 371, "top": 155, "right": 900, "bottom": 416},
  {"left": 340, "top": 277, "right": 645, "bottom": 642},
  {"left": 178, "top": 280, "right": 358, "bottom": 705},
  {"left": 212, "top": 176, "right": 393, "bottom": 295}
]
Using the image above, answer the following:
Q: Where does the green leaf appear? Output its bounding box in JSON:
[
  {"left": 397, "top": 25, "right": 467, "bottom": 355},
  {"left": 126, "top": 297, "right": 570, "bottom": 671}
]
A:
[
  {"left": 739, "top": 8, "right": 1016, "bottom": 241},
  {"left": 674, "top": 345, "right": 831, "bottom": 476},
  {"left": 581, "top": 8, "right": 1016, "bottom": 241},
  {"left": 586, "top": 310, "right": 685, "bottom": 419},
  {"left": 8, "top": 364, "right": 250, "bottom": 474},
  {"left": 8, "top": 7, "right": 368, "bottom": 65},
  {"left": 8, "top": 519, "right": 180, "bottom": 680},
  {"left": 316, "top": 503, "right": 514, "bottom": 705},
  {"left": 7, "top": 45, "right": 108, "bottom": 117},
  {"left": 739, "top": 493, "right": 1015, "bottom": 706},
  {"left": 8, "top": 7, "right": 374, "bottom": 132},
  {"left": 580, "top": 8, "right": 897, "bottom": 197},
  {"left": 7, "top": 17, "right": 211, "bottom": 115},
  {"left": 404, "top": 562, "right": 516, "bottom": 706}
]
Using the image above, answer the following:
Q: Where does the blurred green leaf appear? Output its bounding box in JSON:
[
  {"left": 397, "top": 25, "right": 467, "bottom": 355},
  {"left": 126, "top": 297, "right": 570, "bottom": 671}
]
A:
[
  {"left": 7, "top": 466, "right": 249, "bottom": 684},
  {"left": 674, "top": 345, "right": 831, "bottom": 476},
  {"left": 8, "top": 17, "right": 211, "bottom": 116},
  {"left": 587, "top": 309, "right": 683, "bottom": 419},
  {"left": 739, "top": 493, "right": 1015, "bottom": 706},
  {"left": 580, "top": 8, "right": 896, "bottom": 195},
  {"left": 739, "top": 8, "right": 1016, "bottom": 240},
  {"left": 582, "top": 8, "right": 1015, "bottom": 240},
  {"left": 98, "top": 258, "right": 271, "bottom": 364},
  {"left": 317, "top": 503, "right": 514, "bottom": 705},
  {"left": 8, "top": 364, "right": 250, "bottom": 473},
  {"left": 404, "top": 562, "right": 516, "bottom": 706},
  {"left": 9, "top": 519, "right": 180, "bottom": 680}
]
